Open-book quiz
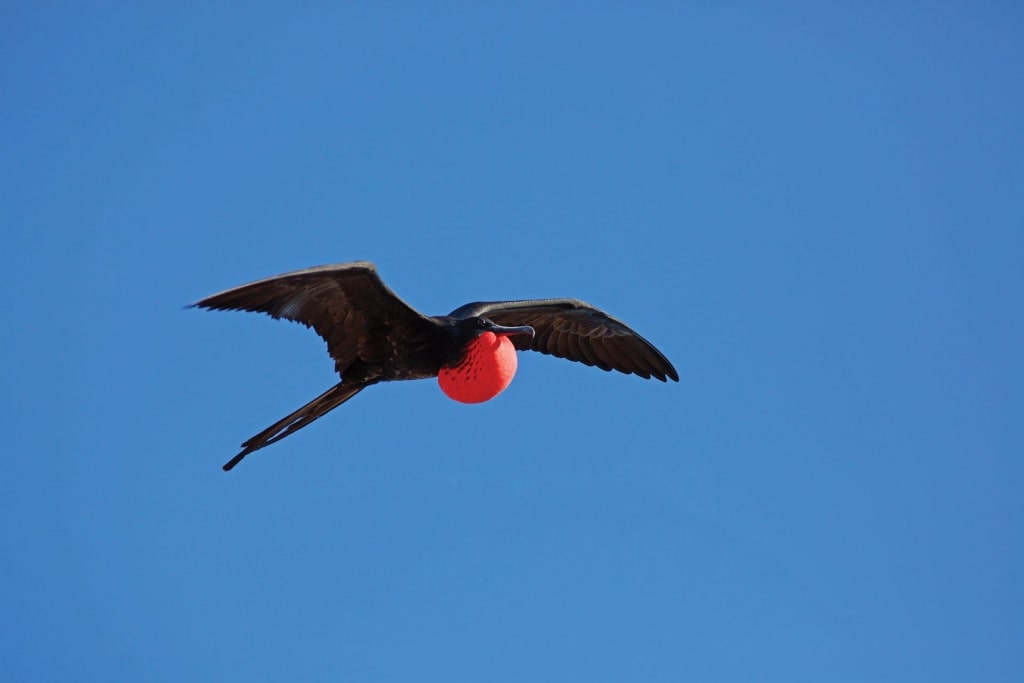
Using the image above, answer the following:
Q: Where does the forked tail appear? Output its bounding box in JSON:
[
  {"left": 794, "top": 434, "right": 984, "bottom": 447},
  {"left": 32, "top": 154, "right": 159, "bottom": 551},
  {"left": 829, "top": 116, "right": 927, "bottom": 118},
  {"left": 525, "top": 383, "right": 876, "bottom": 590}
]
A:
[{"left": 222, "top": 381, "right": 372, "bottom": 471}]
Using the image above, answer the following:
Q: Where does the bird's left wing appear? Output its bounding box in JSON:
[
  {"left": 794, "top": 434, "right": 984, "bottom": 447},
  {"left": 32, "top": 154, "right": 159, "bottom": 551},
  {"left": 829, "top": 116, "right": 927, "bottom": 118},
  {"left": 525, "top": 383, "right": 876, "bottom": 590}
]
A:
[
  {"left": 449, "top": 299, "right": 679, "bottom": 382},
  {"left": 189, "top": 262, "right": 440, "bottom": 374}
]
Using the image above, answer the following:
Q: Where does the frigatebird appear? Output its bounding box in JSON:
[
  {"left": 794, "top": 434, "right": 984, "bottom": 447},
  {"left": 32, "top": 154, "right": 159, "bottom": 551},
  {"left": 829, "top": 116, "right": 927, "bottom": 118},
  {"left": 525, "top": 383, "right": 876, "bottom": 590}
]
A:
[{"left": 191, "top": 261, "right": 678, "bottom": 471}]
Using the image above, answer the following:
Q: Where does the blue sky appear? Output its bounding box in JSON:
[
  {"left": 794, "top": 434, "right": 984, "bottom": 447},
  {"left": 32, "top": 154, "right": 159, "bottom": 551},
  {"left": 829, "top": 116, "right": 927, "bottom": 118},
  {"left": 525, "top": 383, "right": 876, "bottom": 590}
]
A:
[{"left": 3, "top": 3, "right": 1022, "bottom": 681}]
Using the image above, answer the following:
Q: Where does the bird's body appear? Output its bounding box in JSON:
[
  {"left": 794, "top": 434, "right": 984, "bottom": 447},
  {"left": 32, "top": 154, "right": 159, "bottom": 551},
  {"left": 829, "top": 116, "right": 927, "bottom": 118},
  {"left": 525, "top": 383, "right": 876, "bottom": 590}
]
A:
[{"left": 191, "top": 261, "right": 677, "bottom": 470}]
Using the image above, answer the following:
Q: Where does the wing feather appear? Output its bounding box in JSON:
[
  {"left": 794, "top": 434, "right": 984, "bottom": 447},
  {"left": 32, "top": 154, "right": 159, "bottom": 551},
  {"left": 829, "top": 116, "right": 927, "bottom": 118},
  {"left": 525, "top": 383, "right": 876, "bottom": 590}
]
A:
[
  {"left": 591, "top": 334, "right": 635, "bottom": 376},
  {"left": 575, "top": 335, "right": 603, "bottom": 370}
]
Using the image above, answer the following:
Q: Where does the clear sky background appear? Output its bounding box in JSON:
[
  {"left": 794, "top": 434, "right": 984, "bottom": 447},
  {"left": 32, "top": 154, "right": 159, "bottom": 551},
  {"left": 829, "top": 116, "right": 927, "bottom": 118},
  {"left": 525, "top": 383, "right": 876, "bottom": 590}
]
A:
[{"left": 3, "top": 3, "right": 1022, "bottom": 681}]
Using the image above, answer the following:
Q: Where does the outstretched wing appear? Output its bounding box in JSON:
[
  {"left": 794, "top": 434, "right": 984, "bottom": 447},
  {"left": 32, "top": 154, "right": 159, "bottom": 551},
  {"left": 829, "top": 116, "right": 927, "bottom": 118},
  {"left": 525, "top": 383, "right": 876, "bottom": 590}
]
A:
[
  {"left": 448, "top": 299, "right": 678, "bottom": 382},
  {"left": 190, "top": 262, "right": 440, "bottom": 374}
]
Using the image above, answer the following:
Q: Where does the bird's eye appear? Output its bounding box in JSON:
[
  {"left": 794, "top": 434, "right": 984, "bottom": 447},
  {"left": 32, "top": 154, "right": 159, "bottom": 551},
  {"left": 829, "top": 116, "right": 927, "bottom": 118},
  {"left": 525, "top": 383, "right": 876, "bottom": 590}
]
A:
[{"left": 477, "top": 318, "right": 488, "bottom": 328}]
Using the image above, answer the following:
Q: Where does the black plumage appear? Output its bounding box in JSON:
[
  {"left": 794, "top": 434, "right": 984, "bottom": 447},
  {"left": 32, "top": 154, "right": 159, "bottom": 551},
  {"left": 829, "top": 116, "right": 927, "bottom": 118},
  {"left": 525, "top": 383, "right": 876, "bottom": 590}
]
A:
[{"left": 191, "top": 261, "right": 678, "bottom": 470}]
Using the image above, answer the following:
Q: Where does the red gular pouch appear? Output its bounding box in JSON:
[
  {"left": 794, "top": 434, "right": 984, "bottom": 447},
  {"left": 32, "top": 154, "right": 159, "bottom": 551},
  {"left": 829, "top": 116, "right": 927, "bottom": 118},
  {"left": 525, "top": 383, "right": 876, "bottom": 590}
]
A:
[{"left": 438, "top": 331, "right": 519, "bottom": 403}]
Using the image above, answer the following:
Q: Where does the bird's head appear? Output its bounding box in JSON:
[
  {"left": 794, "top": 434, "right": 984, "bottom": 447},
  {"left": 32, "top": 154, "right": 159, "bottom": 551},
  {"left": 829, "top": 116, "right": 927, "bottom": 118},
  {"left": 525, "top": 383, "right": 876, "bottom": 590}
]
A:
[
  {"left": 439, "top": 317, "right": 534, "bottom": 403},
  {"left": 455, "top": 316, "right": 535, "bottom": 342}
]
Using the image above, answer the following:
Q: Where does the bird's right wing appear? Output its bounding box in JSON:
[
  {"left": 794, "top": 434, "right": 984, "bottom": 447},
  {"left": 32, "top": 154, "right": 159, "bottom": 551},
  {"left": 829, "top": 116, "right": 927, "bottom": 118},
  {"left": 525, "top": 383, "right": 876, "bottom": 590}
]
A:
[
  {"left": 449, "top": 299, "right": 678, "bottom": 382},
  {"left": 189, "top": 262, "right": 440, "bottom": 373}
]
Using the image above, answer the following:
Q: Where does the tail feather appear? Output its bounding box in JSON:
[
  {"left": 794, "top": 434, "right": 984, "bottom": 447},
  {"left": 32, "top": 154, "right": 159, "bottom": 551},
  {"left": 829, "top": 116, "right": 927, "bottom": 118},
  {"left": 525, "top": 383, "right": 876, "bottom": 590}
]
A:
[{"left": 222, "top": 381, "right": 371, "bottom": 471}]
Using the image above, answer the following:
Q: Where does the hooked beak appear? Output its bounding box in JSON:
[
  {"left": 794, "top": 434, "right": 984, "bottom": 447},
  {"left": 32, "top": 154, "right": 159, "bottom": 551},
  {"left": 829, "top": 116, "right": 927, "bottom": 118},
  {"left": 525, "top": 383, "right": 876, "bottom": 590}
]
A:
[{"left": 490, "top": 324, "right": 535, "bottom": 339}]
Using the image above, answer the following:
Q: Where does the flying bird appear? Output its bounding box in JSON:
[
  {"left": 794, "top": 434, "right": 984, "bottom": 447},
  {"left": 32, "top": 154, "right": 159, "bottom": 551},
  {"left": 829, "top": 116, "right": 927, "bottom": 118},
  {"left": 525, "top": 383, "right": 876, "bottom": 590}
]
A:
[{"left": 191, "top": 261, "right": 678, "bottom": 471}]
